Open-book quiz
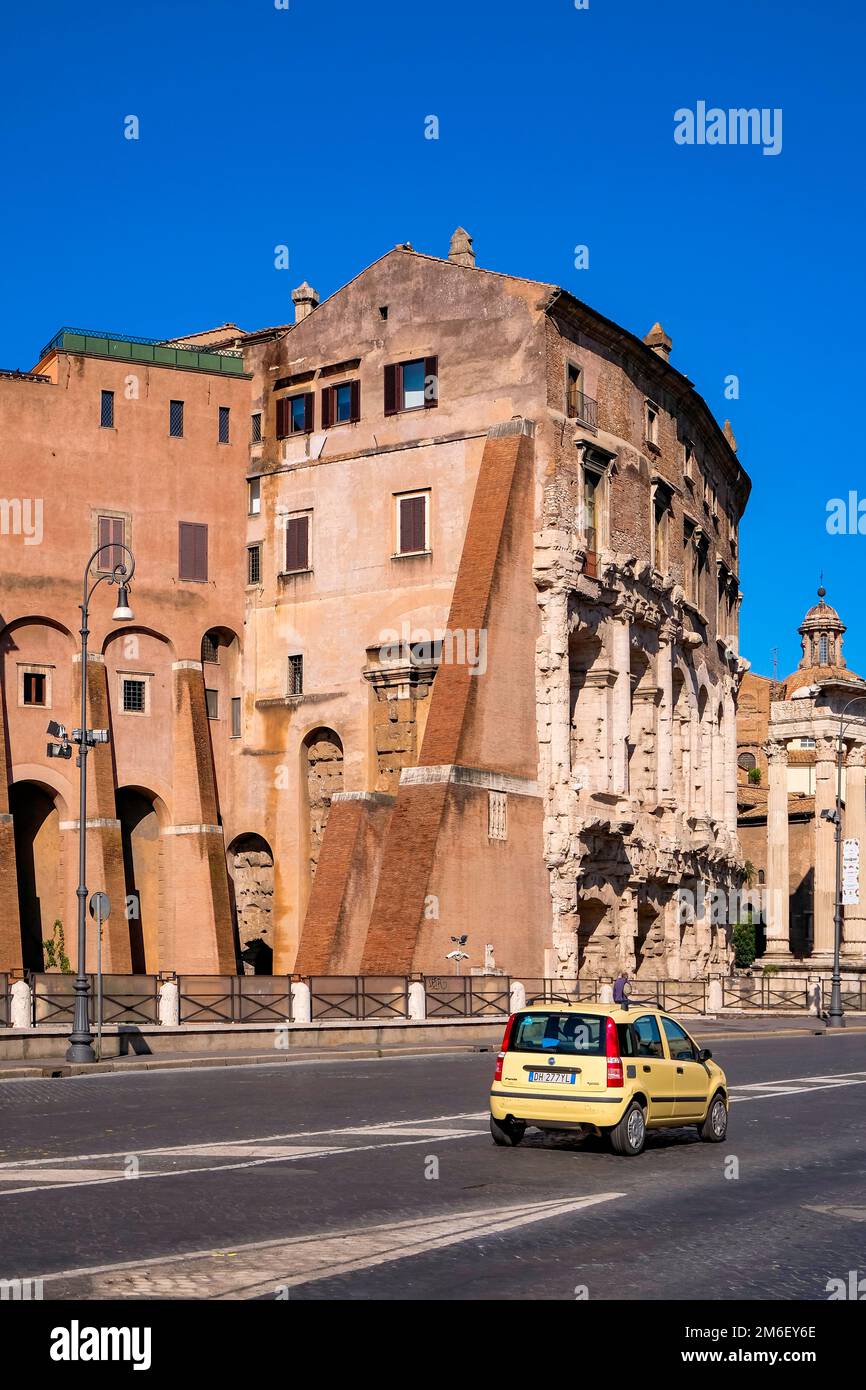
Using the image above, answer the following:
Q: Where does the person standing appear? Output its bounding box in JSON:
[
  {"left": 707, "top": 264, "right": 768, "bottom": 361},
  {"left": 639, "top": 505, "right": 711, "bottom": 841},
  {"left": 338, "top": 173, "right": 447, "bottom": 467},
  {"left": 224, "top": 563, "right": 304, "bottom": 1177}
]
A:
[{"left": 613, "top": 971, "right": 631, "bottom": 1010}]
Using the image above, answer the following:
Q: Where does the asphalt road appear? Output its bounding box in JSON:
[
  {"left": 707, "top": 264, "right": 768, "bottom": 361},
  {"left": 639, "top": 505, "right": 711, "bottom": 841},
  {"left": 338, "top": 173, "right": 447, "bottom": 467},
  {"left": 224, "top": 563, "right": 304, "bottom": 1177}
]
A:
[{"left": 0, "top": 1029, "right": 864, "bottom": 1301}]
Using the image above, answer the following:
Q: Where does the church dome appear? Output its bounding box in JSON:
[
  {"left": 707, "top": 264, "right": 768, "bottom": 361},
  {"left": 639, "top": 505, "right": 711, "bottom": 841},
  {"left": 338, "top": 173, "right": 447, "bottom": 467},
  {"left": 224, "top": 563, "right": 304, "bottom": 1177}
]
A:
[{"left": 781, "top": 587, "right": 863, "bottom": 696}]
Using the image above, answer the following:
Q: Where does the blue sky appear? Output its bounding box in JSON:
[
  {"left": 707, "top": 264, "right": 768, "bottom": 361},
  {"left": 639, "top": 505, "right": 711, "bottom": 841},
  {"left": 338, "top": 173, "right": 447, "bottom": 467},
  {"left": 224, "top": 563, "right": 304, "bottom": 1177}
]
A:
[{"left": 2, "top": 0, "right": 863, "bottom": 680}]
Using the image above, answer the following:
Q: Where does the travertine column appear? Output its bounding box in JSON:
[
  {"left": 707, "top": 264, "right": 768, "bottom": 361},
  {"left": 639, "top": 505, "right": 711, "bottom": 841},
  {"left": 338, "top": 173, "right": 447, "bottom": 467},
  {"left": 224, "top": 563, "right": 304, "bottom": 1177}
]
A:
[
  {"left": 814, "top": 735, "right": 838, "bottom": 956},
  {"left": 711, "top": 704, "right": 725, "bottom": 823},
  {"left": 724, "top": 688, "right": 738, "bottom": 832},
  {"left": 610, "top": 613, "right": 631, "bottom": 795},
  {"left": 547, "top": 592, "right": 571, "bottom": 787},
  {"left": 763, "top": 739, "right": 790, "bottom": 956},
  {"left": 843, "top": 743, "right": 866, "bottom": 959},
  {"left": 656, "top": 631, "right": 674, "bottom": 800}
]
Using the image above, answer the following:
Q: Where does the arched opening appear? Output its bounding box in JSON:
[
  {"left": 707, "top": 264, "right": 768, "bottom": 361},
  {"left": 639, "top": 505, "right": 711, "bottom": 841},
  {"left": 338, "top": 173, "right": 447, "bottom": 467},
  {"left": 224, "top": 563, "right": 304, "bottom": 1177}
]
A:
[
  {"left": 576, "top": 898, "right": 609, "bottom": 977},
  {"left": 227, "top": 834, "right": 275, "bottom": 974},
  {"left": 303, "top": 728, "right": 344, "bottom": 883},
  {"left": 569, "top": 630, "right": 605, "bottom": 792},
  {"left": 116, "top": 787, "right": 161, "bottom": 972},
  {"left": 635, "top": 901, "right": 664, "bottom": 978},
  {"left": 10, "top": 781, "right": 64, "bottom": 971}
]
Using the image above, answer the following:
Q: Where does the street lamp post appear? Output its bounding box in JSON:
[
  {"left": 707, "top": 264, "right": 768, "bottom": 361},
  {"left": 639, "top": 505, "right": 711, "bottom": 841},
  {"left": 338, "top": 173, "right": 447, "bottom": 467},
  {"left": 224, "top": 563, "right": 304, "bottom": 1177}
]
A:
[
  {"left": 63, "top": 543, "right": 135, "bottom": 1063},
  {"left": 826, "top": 695, "right": 866, "bottom": 1030}
]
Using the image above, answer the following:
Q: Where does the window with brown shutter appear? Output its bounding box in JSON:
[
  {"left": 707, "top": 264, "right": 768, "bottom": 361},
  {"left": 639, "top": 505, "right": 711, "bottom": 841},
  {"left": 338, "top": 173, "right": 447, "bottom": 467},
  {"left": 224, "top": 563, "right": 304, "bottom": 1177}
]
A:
[
  {"left": 385, "top": 358, "right": 439, "bottom": 414},
  {"left": 178, "top": 522, "right": 208, "bottom": 582},
  {"left": 285, "top": 514, "right": 310, "bottom": 572},
  {"left": 277, "top": 393, "right": 314, "bottom": 437},
  {"left": 97, "top": 515, "right": 125, "bottom": 573},
  {"left": 397, "top": 494, "right": 428, "bottom": 555},
  {"left": 322, "top": 381, "right": 360, "bottom": 428}
]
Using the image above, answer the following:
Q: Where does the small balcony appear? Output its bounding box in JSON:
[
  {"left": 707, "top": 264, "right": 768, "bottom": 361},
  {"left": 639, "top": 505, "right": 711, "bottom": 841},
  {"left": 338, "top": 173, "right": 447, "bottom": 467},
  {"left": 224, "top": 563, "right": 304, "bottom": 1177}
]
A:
[
  {"left": 40, "top": 327, "right": 246, "bottom": 376},
  {"left": 567, "top": 389, "right": 598, "bottom": 431}
]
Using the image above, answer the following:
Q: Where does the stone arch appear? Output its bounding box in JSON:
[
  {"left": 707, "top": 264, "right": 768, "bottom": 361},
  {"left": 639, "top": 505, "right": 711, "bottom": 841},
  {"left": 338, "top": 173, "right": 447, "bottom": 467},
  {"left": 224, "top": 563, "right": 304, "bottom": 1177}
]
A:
[
  {"left": 100, "top": 625, "right": 176, "bottom": 659},
  {"left": 635, "top": 898, "right": 665, "bottom": 979},
  {"left": 227, "top": 833, "right": 274, "bottom": 974},
  {"left": 569, "top": 628, "right": 605, "bottom": 792},
  {"left": 9, "top": 779, "right": 66, "bottom": 971},
  {"left": 301, "top": 728, "right": 344, "bottom": 885},
  {"left": 576, "top": 896, "right": 611, "bottom": 977}
]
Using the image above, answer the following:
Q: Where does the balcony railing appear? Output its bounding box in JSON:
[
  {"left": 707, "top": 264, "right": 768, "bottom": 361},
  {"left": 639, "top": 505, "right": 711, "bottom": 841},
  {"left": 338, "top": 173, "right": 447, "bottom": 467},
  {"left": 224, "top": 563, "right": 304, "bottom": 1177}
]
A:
[
  {"left": 567, "top": 390, "right": 598, "bottom": 430},
  {"left": 41, "top": 327, "right": 246, "bottom": 375}
]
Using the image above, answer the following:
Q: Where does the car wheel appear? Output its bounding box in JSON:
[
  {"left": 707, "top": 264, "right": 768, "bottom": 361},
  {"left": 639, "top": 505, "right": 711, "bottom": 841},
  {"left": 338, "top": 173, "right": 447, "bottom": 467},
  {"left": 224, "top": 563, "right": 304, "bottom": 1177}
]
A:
[
  {"left": 698, "top": 1092, "right": 728, "bottom": 1143},
  {"left": 490, "top": 1115, "right": 526, "bottom": 1147},
  {"left": 609, "top": 1102, "right": 646, "bottom": 1156}
]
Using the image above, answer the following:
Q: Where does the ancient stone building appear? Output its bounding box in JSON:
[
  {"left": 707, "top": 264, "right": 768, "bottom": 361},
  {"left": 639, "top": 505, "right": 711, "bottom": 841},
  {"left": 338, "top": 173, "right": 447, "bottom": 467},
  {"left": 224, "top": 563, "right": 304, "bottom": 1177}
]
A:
[
  {"left": 737, "top": 589, "right": 866, "bottom": 968},
  {"left": 0, "top": 232, "right": 751, "bottom": 981}
]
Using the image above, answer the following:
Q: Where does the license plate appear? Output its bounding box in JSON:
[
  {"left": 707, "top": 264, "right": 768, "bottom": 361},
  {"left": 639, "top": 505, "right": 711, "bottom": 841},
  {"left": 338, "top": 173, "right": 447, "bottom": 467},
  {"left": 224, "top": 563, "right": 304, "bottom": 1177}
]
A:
[{"left": 528, "top": 1070, "right": 575, "bottom": 1085}]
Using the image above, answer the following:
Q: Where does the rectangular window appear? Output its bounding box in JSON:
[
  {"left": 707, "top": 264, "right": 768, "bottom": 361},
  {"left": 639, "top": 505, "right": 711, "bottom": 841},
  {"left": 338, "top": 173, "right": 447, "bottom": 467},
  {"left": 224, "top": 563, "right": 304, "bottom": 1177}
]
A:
[
  {"left": 683, "top": 519, "right": 697, "bottom": 604},
  {"left": 396, "top": 492, "right": 429, "bottom": 555},
  {"left": 218, "top": 406, "right": 230, "bottom": 444},
  {"left": 247, "top": 543, "right": 261, "bottom": 585},
  {"left": 23, "top": 671, "right": 46, "bottom": 706},
  {"left": 384, "top": 356, "right": 438, "bottom": 415},
  {"left": 566, "top": 364, "right": 582, "bottom": 418},
  {"left": 652, "top": 483, "right": 673, "bottom": 572},
  {"left": 582, "top": 466, "right": 604, "bottom": 554},
  {"left": 276, "top": 392, "right": 314, "bottom": 437},
  {"left": 488, "top": 790, "right": 507, "bottom": 841},
  {"left": 178, "top": 522, "right": 208, "bottom": 582},
  {"left": 205, "top": 688, "right": 219, "bottom": 720},
  {"left": 683, "top": 438, "right": 695, "bottom": 481},
  {"left": 321, "top": 380, "right": 360, "bottom": 428},
  {"left": 97, "top": 514, "right": 125, "bottom": 573},
  {"left": 169, "top": 399, "right": 184, "bottom": 438},
  {"left": 285, "top": 513, "right": 310, "bottom": 572},
  {"left": 201, "top": 632, "right": 218, "bottom": 663},
  {"left": 248, "top": 478, "right": 261, "bottom": 515},
  {"left": 288, "top": 654, "right": 304, "bottom": 696},
  {"left": 645, "top": 401, "right": 659, "bottom": 446},
  {"left": 251, "top": 412, "right": 262, "bottom": 444},
  {"left": 100, "top": 390, "right": 114, "bottom": 429},
  {"left": 122, "top": 678, "right": 146, "bottom": 713},
  {"left": 231, "top": 696, "right": 241, "bottom": 739}
]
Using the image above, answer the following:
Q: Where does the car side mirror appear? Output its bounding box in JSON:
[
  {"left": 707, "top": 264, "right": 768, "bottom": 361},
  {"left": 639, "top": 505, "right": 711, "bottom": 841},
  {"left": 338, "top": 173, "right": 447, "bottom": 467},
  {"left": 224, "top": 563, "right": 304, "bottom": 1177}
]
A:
[{"left": 698, "top": 1048, "right": 712, "bottom": 1062}]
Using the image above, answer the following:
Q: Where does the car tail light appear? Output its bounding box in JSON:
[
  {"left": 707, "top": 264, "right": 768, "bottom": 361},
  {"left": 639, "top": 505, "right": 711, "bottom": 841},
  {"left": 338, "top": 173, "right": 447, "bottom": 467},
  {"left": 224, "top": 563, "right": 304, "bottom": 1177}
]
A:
[
  {"left": 493, "top": 1013, "right": 517, "bottom": 1082},
  {"left": 605, "top": 1015, "right": 623, "bottom": 1087}
]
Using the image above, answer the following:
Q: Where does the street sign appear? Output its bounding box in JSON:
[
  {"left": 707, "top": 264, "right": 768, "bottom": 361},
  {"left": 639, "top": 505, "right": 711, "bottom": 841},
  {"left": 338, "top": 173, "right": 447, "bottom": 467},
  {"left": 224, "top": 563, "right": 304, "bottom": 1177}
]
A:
[
  {"left": 88, "top": 892, "right": 111, "bottom": 920},
  {"left": 843, "top": 839, "right": 860, "bottom": 907}
]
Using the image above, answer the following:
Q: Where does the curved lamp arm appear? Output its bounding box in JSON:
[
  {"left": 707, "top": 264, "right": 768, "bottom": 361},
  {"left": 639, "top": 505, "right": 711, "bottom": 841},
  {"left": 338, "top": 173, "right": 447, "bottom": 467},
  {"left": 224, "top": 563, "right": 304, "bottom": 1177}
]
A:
[{"left": 82, "top": 542, "right": 136, "bottom": 611}]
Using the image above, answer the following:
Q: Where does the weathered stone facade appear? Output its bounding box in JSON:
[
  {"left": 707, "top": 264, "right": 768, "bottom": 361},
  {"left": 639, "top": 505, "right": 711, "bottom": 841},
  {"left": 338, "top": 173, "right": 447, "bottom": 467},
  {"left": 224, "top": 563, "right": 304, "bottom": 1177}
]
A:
[{"left": 0, "top": 233, "right": 751, "bottom": 980}]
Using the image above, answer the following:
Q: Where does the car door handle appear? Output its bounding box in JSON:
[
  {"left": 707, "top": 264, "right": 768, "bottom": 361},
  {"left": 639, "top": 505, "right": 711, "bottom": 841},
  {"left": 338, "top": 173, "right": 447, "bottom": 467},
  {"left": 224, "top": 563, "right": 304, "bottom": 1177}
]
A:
[
  {"left": 642, "top": 1065, "right": 652, "bottom": 1073},
  {"left": 676, "top": 1066, "right": 684, "bottom": 1074}
]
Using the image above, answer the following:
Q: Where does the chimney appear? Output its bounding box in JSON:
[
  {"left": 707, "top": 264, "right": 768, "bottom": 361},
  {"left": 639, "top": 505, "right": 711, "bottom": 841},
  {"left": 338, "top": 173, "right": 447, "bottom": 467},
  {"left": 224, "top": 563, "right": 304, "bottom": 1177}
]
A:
[
  {"left": 644, "top": 322, "right": 672, "bottom": 362},
  {"left": 723, "top": 420, "right": 738, "bottom": 454},
  {"left": 292, "top": 281, "right": 320, "bottom": 324},
  {"left": 448, "top": 227, "right": 476, "bottom": 269}
]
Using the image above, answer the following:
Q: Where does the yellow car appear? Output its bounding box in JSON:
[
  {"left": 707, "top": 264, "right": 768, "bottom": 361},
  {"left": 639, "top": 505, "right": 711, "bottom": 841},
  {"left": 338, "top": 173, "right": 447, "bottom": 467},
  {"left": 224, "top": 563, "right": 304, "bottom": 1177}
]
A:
[{"left": 490, "top": 1002, "right": 728, "bottom": 1156}]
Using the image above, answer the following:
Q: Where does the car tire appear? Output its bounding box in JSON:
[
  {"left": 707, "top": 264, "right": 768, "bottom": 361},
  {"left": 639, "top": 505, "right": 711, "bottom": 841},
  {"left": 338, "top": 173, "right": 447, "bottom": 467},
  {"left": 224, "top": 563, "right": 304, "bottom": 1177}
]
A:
[
  {"left": 608, "top": 1102, "right": 646, "bottom": 1156},
  {"left": 698, "top": 1092, "right": 728, "bottom": 1143},
  {"left": 490, "top": 1115, "right": 526, "bottom": 1147}
]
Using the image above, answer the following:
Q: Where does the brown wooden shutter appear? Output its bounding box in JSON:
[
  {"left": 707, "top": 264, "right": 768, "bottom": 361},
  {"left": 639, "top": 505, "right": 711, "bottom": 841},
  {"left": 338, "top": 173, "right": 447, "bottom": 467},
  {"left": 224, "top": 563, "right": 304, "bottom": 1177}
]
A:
[
  {"left": 384, "top": 363, "right": 399, "bottom": 415},
  {"left": 179, "top": 522, "right": 208, "bottom": 581},
  {"left": 98, "top": 514, "right": 121, "bottom": 571},
  {"left": 275, "top": 398, "right": 287, "bottom": 439},
  {"left": 424, "top": 355, "right": 439, "bottom": 409},
  {"left": 304, "top": 392, "right": 315, "bottom": 432},
  {"left": 286, "top": 515, "right": 309, "bottom": 572},
  {"left": 350, "top": 379, "right": 361, "bottom": 423},
  {"left": 321, "top": 387, "right": 332, "bottom": 430},
  {"left": 400, "top": 496, "right": 426, "bottom": 553}
]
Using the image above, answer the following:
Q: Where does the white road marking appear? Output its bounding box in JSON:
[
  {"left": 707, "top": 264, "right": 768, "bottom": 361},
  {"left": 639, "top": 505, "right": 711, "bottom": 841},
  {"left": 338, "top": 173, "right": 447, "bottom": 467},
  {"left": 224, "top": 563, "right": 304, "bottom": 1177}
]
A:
[
  {"left": 42, "top": 1193, "right": 625, "bottom": 1300},
  {"left": 804, "top": 1204, "right": 866, "bottom": 1222},
  {"left": 730, "top": 1071, "right": 866, "bottom": 1103}
]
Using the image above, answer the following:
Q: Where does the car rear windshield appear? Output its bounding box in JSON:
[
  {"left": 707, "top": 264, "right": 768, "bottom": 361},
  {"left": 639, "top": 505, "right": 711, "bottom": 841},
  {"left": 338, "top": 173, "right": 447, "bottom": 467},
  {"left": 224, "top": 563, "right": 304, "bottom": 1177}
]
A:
[{"left": 509, "top": 1012, "right": 607, "bottom": 1056}]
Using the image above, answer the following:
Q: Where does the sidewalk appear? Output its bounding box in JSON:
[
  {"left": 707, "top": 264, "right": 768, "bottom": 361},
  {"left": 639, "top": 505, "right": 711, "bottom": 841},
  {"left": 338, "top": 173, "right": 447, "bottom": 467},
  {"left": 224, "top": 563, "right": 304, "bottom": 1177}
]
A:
[{"left": 0, "top": 1012, "right": 863, "bottom": 1079}]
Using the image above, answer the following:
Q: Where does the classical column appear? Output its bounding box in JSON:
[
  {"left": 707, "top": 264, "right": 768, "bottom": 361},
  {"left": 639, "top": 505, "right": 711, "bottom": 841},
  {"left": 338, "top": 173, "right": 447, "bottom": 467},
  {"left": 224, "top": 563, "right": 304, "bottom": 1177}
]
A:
[
  {"left": 763, "top": 739, "right": 790, "bottom": 958},
  {"left": 711, "top": 703, "right": 725, "bottom": 823},
  {"left": 656, "top": 628, "right": 674, "bottom": 800},
  {"left": 843, "top": 743, "right": 866, "bottom": 960},
  {"left": 813, "top": 735, "right": 838, "bottom": 957},
  {"left": 610, "top": 612, "right": 631, "bottom": 796},
  {"left": 724, "top": 688, "right": 738, "bottom": 832}
]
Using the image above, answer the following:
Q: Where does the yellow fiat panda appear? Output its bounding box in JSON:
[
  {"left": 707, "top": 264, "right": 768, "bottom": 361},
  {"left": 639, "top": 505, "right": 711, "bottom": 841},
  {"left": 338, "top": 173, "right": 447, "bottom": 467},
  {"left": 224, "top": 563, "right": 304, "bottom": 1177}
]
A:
[{"left": 489, "top": 1002, "right": 728, "bottom": 1156}]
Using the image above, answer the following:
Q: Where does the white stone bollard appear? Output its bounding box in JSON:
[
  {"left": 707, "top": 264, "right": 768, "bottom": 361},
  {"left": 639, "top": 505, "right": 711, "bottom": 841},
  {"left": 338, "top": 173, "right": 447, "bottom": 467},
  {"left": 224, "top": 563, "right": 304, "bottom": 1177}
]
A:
[
  {"left": 158, "top": 979, "right": 179, "bottom": 1027},
  {"left": 598, "top": 982, "right": 614, "bottom": 1004},
  {"left": 291, "top": 980, "right": 312, "bottom": 1024},
  {"left": 10, "top": 979, "right": 33, "bottom": 1029},
  {"left": 509, "top": 980, "right": 526, "bottom": 1013},
  {"left": 408, "top": 981, "right": 426, "bottom": 1020},
  {"left": 707, "top": 977, "right": 723, "bottom": 1013}
]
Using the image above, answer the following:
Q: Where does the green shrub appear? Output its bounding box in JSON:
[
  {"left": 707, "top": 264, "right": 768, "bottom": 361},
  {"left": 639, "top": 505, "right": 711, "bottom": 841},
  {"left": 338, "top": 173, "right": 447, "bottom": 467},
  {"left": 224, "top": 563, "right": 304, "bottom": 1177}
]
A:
[{"left": 732, "top": 921, "right": 757, "bottom": 969}]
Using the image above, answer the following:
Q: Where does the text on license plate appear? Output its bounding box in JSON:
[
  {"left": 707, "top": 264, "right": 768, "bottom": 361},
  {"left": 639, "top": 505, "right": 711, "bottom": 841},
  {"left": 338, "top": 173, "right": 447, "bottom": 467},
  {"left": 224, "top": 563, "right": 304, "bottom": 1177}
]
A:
[{"left": 528, "top": 1070, "right": 575, "bottom": 1084}]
